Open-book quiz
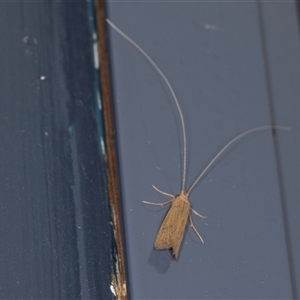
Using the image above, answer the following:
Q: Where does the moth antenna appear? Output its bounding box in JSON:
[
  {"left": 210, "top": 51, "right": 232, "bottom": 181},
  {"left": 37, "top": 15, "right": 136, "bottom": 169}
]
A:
[
  {"left": 106, "top": 19, "right": 188, "bottom": 191},
  {"left": 187, "top": 125, "right": 291, "bottom": 196}
]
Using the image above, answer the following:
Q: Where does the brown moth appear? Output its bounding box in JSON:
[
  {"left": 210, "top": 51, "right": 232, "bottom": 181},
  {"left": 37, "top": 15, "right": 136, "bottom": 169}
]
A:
[
  {"left": 150, "top": 190, "right": 205, "bottom": 260},
  {"left": 154, "top": 192, "right": 190, "bottom": 260},
  {"left": 106, "top": 19, "right": 290, "bottom": 260}
]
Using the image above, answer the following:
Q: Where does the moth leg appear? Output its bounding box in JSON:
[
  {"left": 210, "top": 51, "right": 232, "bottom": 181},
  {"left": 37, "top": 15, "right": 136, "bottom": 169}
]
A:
[
  {"left": 151, "top": 184, "right": 175, "bottom": 198},
  {"left": 191, "top": 208, "right": 207, "bottom": 219},
  {"left": 189, "top": 214, "right": 204, "bottom": 244},
  {"left": 142, "top": 199, "right": 173, "bottom": 208}
]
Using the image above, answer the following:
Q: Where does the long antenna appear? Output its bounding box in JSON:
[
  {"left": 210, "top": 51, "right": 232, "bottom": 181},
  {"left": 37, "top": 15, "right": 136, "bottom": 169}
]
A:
[
  {"left": 106, "top": 19, "right": 188, "bottom": 191},
  {"left": 187, "top": 125, "right": 291, "bottom": 195}
]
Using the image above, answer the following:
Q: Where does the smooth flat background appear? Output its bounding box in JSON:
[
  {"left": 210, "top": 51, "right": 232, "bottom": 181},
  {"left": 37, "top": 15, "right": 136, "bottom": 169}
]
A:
[{"left": 106, "top": 2, "right": 300, "bottom": 299}]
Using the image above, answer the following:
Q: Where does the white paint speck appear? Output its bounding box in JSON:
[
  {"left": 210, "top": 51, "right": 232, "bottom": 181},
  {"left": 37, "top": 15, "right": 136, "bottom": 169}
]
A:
[
  {"left": 40, "top": 76, "right": 46, "bottom": 80},
  {"left": 110, "top": 284, "right": 116, "bottom": 296},
  {"left": 93, "top": 42, "right": 99, "bottom": 69},
  {"left": 97, "top": 90, "right": 102, "bottom": 110},
  {"left": 204, "top": 24, "right": 223, "bottom": 31},
  {"left": 101, "top": 137, "right": 105, "bottom": 155},
  {"left": 23, "top": 36, "right": 29, "bottom": 43}
]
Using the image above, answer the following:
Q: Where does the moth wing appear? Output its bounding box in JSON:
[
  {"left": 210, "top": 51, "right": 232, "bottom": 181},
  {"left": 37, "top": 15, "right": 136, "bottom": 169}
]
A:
[{"left": 154, "top": 196, "right": 190, "bottom": 260}]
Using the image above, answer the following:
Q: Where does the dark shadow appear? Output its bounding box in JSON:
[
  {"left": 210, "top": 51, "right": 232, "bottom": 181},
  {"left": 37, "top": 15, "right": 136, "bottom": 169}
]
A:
[{"left": 148, "top": 248, "right": 172, "bottom": 274}]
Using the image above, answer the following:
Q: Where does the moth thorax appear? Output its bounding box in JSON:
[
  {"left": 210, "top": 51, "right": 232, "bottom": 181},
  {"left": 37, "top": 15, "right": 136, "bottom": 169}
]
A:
[{"left": 177, "top": 190, "right": 189, "bottom": 202}]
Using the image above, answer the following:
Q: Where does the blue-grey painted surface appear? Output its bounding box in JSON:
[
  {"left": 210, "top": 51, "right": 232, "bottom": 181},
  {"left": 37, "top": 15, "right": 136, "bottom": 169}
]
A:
[
  {"left": 0, "top": 2, "right": 112, "bottom": 299},
  {"left": 106, "top": 2, "right": 299, "bottom": 299}
]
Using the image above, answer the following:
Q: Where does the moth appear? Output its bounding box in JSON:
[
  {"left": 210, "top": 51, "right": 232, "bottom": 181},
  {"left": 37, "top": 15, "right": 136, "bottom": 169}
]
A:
[{"left": 106, "top": 19, "right": 290, "bottom": 260}]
